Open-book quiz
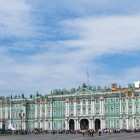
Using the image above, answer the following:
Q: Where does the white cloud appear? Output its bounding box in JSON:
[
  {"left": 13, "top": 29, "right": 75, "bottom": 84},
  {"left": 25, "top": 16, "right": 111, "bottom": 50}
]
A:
[
  {"left": 0, "top": 0, "right": 33, "bottom": 38},
  {"left": 59, "top": 15, "right": 140, "bottom": 56},
  {"left": 0, "top": 0, "right": 140, "bottom": 96}
]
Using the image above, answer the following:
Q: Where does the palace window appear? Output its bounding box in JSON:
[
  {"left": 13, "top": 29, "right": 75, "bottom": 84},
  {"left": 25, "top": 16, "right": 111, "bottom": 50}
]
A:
[
  {"left": 48, "top": 109, "right": 50, "bottom": 116},
  {"left": 105, "top": 106, "right": 108, "bottom": 114},
  {"left": 128, "top": 98, "right": 131, "bottom": 102},
  {"left": 58, "top": 109, "right": 60, "bottom": 116},
  {"left": 70, "top": 108, "right": 73, "bottom": 116},
  {"left": 88, "top": 108, "right": 91, "bottom": 114},
  {"left": 116, "top": 106, "right": 119, "bottom": 114},
  {"left": 96, "top": 98, "right": 99, "bottom": 103},
  {"left": 70, "top": 100, "right": 73, "bottom": 105},
  {"left": 63, "top": 108, "right": 65, "bottom": 115},
  {"left": 83, "top": 108, "right": 86, "bottom": 115},
  {"left": 77, "top": 99, "right": 80, "bottom": 104},
  {"left": 88, "top": 99, "right": 91, "bottom": 104},
  {"left": 116, "top": 98, "right": 119, "bottom": 103},
  {"left": 110, "top": 98, "right": 113, "bottom": 103},
  {"left": 123, "top": 120, "right": 126, "bottom": 128},
  {"left": 122, "top": 106, "right": 126, "bottom": 113},
  {"left": 95, "top": 107, "right": 99, "bottom": 114},
  {"left": 53, "top": 109, "right": 56, "bottom": 116},
  {"left": 105, "top": 120, "right": 108, "bottom": 128},
  {"left": 136, "top": 105, "right": 139, "bottom": 113},
  {"left": 122, "top": 98, "right": 125, "bottom": 103},
  {"left": 128, "top": 106, "right": 132, "bottom": 114},
  {"left": 136, "top": 119, "right": 140, "bottom": 128},
  {"left": 116, "top": 120, "right": 120, "bottom": 128},
  {"left": 63, "top": 101, "right": 65, "bottom": 105},
  {"left": 105, "top": 98, "right": 108, "bottom": 103},
  {"left": 77, "top": 108, "right": 80, "bottom": 115},
  {"left": 83, "top": 99, "right": 86, "bottom": 104},
  {"left": 110, "top": 106, "right": 114, "bottom": 114},
  {"left": 136, "top": 97, "right": 139, "bottom": 102},
  {"left": 53, "top": 101, "right": 56, "bottom": 106},
  {"left": 110, "top": 120, "right": 114, "bottom": 127},
  {"left": 58, "top": 101, "right": 60, "bottom": 106}
]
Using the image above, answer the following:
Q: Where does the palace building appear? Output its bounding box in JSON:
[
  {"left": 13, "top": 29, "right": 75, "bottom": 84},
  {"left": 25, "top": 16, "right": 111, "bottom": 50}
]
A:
[{"left": 0, "top": 83, "right": 140, "bottom": 131}]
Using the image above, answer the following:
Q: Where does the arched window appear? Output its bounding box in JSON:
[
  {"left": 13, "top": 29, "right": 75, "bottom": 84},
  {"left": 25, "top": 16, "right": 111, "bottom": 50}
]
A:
[
  {"left": 123, "top": 120, "right": 126, "bottom": 128},
  {"left": 136, "top": 119, "right": 140, "bottom": 128},
  {"left": 83, "top": 99, "right": 86, "bottom": 104},
  {"left": 83, "top": 107, "right": 86, "bottom": 114},
  {"left": 116, "top": 120, "right": 120, "bottom": 128},
  {"left": 95, "top": 106, "right": 99, "bottom": 114},
  {"left": 105, "top": 120, "right": 108, "bottom": 128},
  {"left": 110, "top": 106, "right": 113, "bottom": 114},
  {"left": 88, "top": 108, "right": 91, "bottom": 114},
  {"left": 123, "top": 106, "right": 126, "bottom": 113},
  {"left": 128, "top": 106, "right": 132, "bottom": 113},
  {"left": 88, "top": 99, "right": 91, "bottom": 104}
]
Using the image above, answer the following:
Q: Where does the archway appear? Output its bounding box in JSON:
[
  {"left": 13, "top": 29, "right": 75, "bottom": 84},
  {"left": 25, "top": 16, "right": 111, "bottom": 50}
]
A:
[
  {"left": 80, "top": 119, "right": 89, "bottom": 130},
  {"left": 69, "top": 119, "right": 74, "bottom": 130},
  {"left": 95, "top": 118, "right": 101, "bottom": 130}
]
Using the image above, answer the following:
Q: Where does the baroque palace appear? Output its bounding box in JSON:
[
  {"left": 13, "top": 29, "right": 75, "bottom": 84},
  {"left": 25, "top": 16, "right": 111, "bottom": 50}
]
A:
[{"left": 0, "top": 83, "right": 140, "bottom": 131}]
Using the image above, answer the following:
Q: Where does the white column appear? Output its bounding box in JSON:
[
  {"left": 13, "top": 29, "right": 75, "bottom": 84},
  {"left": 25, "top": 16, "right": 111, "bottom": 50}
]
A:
[
  {"left": 126, "top": 118, "right": 129, "bottom": 129},
  {"left": 102, "top": 99, "right": 104, "bottom": 115},
  {"left": 86, "top": 100, "right": 88, "bottom": 115},
  {"left": 132, "top": 96, "right": 135, "bottom": 114},
  {"left": 35, "top": 102, "right": 38, "bottom": 128},
  {"left": 92, "top": 120, "right": 95, "bottom": 129},
  {"left": 80, "top": 100, "right": 83, "bottom": 115},
  {"left": 45, "top": 102, "right": 47, "bottom": 130},
  {"left": 89, "top": 119, "right": 92, "bottom": 129},
  {"left": 120, "top": 118, "right": 122, "bottom": 129},
  {"left": 75, "top": 120, "right": 77, "bottom": 130},
  {"left": 132, "top": 117, "right": 135, "bottom": 129},
  {"left": 40, "top": 103, "right": 42, "bottom": 118},
  {"left": 22, "top": 103, "right": 26, "bottom": 130},
  {"left": 74, "top": 98, "right": 76, "bottom": 116},
  {"left": 50, "top": 120, "right": 52, "bottom": 130},
  {"left": 101, "top": 119, "right": 105, "bottom": 129},
  {"left": 40, "top": 103, "right": 42, "bottom": 129},
  {"left": 99, "top": 99, "right": 102, "bottom": 114},
  {"left": 65, "top": 119, "right": 68, "bottom": 130},
  {"left": 77, "top": 120, "right": 79, "bottom": 130},
  {"left": 91, "top": 98, "right": 93, "bottom": 115},
  {"left": 93, "top": 99, "right": 95, "bottom": 115},
  {"left": 65, "top": 100, "right": 68, "bottom": 116},
  {"left": 126, "top": 97, "right": 128, "bottom": 114},
  {"left": 119, "top": 97, "right": 122, "bottom": 114},
  {"left": 67, "top": 101, "right": 70, "bottom": 116},
  {"left": 10, "top": 103, "right": 12, "bottom": 123}
]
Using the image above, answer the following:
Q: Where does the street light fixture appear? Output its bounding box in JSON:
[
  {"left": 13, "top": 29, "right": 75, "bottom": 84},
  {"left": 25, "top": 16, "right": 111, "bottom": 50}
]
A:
[{"left": 19, "top": 110, "right": 25, "bottom": 134}]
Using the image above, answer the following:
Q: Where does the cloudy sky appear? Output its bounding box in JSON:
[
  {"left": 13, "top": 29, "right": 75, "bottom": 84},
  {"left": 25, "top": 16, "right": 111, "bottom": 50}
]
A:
[{"left": 0, "top": 0, "right": 140, "bottom": 96}]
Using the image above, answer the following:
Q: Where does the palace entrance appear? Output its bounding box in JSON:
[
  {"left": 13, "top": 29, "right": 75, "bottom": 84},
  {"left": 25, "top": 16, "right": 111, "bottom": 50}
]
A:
[
  {"left": 69, "top": 119, "right": 74, "bottom": 130},
  {"left": 80, "top": 119, "right": 89, "bottom": 130},
  {"left": 95, "top": 119, "right": 101, "bottom": 130}
]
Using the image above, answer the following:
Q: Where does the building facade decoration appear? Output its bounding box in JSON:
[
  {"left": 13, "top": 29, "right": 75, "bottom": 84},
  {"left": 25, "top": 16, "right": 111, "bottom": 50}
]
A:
[{"left": 0, "top": 83, "right": 140, "bottom": 131}]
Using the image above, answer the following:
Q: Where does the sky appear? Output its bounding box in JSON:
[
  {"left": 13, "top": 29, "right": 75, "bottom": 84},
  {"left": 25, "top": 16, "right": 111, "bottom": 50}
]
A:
[{"left": 0, "top": 0, "right": 140, "bottom": 96}]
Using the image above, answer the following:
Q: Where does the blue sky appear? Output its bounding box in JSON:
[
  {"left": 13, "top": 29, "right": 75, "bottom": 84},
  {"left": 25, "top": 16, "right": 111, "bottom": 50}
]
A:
[{"left": 0, "top": 0, "right": 140, "bottom": 96}]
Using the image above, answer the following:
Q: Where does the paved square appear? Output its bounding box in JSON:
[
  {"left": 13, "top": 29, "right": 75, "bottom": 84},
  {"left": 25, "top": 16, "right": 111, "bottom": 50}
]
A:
[{"left": 0, "top": 133, "right": 140, "bottom": 140}]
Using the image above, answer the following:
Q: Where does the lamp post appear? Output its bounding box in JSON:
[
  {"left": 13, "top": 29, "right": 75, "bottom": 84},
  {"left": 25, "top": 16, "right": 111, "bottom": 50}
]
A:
[{"left": 19, "top": 110, "right": 25, "bottom": 134}]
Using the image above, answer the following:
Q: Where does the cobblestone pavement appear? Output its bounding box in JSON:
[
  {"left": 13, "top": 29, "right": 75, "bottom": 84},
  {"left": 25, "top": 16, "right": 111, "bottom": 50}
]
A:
[{"left": 0, "top": 133, "right": 140, "bottom": 140}]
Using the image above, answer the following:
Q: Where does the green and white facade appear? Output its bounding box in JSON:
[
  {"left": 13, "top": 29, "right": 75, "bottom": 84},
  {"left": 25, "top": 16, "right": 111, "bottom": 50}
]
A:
[{"left": 0, "top": 83, "right": 140, "bottom": 130}]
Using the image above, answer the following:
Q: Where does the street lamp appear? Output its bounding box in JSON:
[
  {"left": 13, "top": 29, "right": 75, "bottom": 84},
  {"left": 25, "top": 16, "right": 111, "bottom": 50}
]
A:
[{"left": 19, "top": 110, "right": 25, "bottom": 134}]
